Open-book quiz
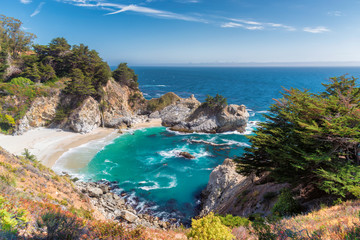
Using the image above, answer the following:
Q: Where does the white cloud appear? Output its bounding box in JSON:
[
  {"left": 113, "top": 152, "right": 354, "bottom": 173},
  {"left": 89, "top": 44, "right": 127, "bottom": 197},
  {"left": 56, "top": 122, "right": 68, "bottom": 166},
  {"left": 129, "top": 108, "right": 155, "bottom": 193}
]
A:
[
  {"left": 60, "top": 0, "right": 206, "bottom": 22},
  {"left": 303, "top": 26, "right": 330, "bottom": 33},
  {"left": 327, "top": 11, "right": 342, "bottom": 17},
  {"left": 245, "top": 26, "right": 264, "bottom": 30},
  {"left": 20, "top": 0, "right": 32, "bottom": 3},
  {"left": 221, "top": 22, "right": 243, "bottom": 28},
  {"left": 31, "top": 2, "right": 45, "bottom": 17},
  {"left": 223, "top": 18, "right": 295, "bottom": 31},
  {"left": 230, "top": 18, "right": 262, "bottom": 25}
]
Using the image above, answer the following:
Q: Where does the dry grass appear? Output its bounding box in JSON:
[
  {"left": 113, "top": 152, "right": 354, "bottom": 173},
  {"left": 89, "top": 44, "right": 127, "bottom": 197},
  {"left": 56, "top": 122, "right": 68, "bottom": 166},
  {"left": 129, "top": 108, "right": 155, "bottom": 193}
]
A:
[{"left": 276, "top": 200, "right": 360, "bottom": 240}]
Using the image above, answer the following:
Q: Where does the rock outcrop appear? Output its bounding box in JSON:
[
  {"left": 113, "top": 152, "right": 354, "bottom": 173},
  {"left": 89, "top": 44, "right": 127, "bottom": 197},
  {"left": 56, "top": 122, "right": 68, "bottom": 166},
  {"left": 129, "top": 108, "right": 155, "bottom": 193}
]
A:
[
  {"left": 153, "top": 93, "right": 249, "bottom": 133},
  {"left": 76, "top": 181, "right": 177, "bottom": 229},
  {"left": 102, "top": 80, "right": 146, "bottom": 128},
  {"left": 200, "top": 158, "right": 289, "bottom": 217},
  {"left": 15, "top": 89, "right": 61, "bottom": 135},
  {"left": 68, "top": 97, "right": 101, "bottom": 133}
]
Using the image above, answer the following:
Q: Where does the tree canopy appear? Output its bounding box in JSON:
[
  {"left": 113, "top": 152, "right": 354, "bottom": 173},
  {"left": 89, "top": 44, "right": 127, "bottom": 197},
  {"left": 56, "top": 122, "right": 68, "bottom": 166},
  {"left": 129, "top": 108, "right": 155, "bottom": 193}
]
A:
[
  {"left": 112, "top": 63, "right": 139, "bottom": 90},
  {"left": 203, "top": 94, "right": 228, "bottom": 109},
  {"left": 237, "top": 76, "right": 360, "bottom": 199},
  {"left": 0, "top": 15, "right": 36, "bottom": 58}
]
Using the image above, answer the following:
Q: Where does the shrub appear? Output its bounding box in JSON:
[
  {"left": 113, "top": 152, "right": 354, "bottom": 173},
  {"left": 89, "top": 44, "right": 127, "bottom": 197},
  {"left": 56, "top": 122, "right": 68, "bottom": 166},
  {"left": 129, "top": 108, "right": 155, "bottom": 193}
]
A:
[
  {"left": 10, "top": 77, "right": 33, "bottom": 86},
  {"left": 217, "top": 214, "right": 250, "bottom": 228},
  {"left": 88, "top": 221, "right": 145, "bottom": 239},
  {"left": 188, "top": 212, "right": 234, "bottom": 240},
  {"left": 0, "top": 196, "right": 29, "bottom": 236},
  {"left": 251, "top": 217, "right": 276, "bottom": 240},
  {"left": 147, "top": 92, "right": 180, "bottom": 112},
  {"left": 203, "top": 94, "right": 227, "bottom": 109},
  {"left": 22, "top": 148, "right": 37, "bottom": 162},
  {"left": 272, "top": 189, "right": 300, "bottom": 217},
  {"left": 0, "top": 113, "right": 15, "bottom": 134},
  {"left": 36, "top": 211, "right": 84, "bottom": 240},
  {"left": 262, "top": 191, "right": 277, "bottom": 202},
  {"left": 0, "top": 173, "right": 16, "bottom": 186}
]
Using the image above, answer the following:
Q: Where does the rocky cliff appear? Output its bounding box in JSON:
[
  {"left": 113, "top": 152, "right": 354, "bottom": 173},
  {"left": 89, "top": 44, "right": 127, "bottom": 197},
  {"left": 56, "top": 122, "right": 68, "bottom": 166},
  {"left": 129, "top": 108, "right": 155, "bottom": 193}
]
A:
[
  {"left": 14, "top": 79, "right": 148, "bottom": 134},
  {"left": 15, "top": 89, "right": 61, "bottom": 135},
  {"left": 200, "top": 158, "right": 289, "bottom": 217},
  {"left": 102, "top": 79, "right": 146, "bottom": 128},
  {"left": 150, "top": 93, "right": 249, "bottom": 133},
  {"left": 67, "top": 96, "right": 101, "bottom": 133}
]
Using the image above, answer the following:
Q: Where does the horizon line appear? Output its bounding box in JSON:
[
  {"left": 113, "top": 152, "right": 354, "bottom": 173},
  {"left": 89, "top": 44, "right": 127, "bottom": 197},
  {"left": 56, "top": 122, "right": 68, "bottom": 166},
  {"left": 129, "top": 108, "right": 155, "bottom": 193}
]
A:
[{"left": 121, "top": 61, "right": 360, "bottom": 68}]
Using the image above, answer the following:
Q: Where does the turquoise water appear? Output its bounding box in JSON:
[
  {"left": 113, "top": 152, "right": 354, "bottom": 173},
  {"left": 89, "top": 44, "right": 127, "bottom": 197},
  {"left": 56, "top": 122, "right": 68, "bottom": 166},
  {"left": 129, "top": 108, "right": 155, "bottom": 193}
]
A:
[
  {"left": 57, "top": 67, "right": 360, "bottom": 223},
  {"left": 75, "top": 127, "right": 252, "bottom": 223}
]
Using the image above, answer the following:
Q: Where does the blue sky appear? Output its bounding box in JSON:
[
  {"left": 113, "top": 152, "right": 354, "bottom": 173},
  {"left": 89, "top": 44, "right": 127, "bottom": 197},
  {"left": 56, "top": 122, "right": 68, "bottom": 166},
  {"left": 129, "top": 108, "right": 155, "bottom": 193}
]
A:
[{"left": 2, "top": 0, "right": 360, "bottom": 65}]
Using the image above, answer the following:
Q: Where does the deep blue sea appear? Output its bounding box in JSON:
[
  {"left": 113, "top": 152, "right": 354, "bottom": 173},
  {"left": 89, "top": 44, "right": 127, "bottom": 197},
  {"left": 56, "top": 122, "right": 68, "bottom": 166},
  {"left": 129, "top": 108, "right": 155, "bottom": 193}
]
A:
[{"left": 54, "top": 67, "right": 360, "bottom": 224}]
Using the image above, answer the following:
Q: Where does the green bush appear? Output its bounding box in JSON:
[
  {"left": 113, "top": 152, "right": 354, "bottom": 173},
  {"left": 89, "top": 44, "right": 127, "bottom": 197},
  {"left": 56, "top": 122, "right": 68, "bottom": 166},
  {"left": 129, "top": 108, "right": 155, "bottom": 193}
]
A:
[
  {"left": 272, "top": 189, "right": 300, "bottom": 217},
  {"left": 22, "top": 148, "right": 37, "bottom": 162},
  {"left": 217, "top": 214, "right": 250, "bottom": 228},
  {"left": 0, "top": 196, "right": 29, "bottom": 236},
  {"left": 251, "top": 217, "right": 277, "bottom": 240},
  {"left": 188, "top": 212, "right": 234, "bottom": 240},
  {"left": 147, "top": 92, "right": 180, "bottom": 112},
  {"left": 9, "top": 77, "right": 33, "bottom": 86},
  {"left": 37, "top": 211, "right": 84, "bottom": 240},
  {"left": 203, "top": 94, "right": 227, "bottom": 109}
]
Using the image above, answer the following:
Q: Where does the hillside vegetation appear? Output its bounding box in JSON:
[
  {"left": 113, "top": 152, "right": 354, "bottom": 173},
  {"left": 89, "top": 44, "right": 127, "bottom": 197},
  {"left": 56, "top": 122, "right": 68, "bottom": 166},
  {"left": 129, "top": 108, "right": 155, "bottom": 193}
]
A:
[{"left": 0, "top": 15, "right": 141, "bottom": 134}]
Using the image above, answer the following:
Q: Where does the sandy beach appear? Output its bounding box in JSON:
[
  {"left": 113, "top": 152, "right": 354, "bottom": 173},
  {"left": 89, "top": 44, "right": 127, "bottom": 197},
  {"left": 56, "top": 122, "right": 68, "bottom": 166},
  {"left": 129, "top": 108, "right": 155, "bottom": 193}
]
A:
[{"left": 0, "top": 118, "right": 162, "bottom": 168}]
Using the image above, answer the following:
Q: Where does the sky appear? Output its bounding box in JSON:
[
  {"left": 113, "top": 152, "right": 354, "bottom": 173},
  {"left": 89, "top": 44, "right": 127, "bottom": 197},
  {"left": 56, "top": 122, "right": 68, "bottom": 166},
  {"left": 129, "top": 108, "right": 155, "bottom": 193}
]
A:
[{"left": 2, "top": 0, "right": 360, "bottom": 66}]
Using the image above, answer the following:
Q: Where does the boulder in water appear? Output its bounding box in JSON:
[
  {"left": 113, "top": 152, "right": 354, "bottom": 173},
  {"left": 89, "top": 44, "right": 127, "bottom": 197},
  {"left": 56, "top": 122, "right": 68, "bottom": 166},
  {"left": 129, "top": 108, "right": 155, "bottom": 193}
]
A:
[{"left": 178, "top": 151, "right": 195, "bottom": 159}]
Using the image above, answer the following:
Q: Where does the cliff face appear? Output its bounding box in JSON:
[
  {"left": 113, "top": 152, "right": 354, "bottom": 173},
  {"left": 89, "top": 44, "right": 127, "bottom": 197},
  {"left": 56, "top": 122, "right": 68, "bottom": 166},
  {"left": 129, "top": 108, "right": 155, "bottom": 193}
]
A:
[
  {"left": 200, "top": 159, "right": 289, "bottom": 217},
  {"left": 102, "top": 79, "right": 133, "bottom": 127},
  {"left": 15, "top": 89, "right": 61, "bottom": 135},
  {"left": 13, "top": 79, "right": 148, "bottom": 134},
  {"left": 67, "top": 96, "right": 101, "bottom": 133}
]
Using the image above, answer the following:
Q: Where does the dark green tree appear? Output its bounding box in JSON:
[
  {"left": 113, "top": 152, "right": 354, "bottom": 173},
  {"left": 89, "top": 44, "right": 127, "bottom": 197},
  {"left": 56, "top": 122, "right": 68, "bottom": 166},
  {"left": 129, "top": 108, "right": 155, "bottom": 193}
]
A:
[
  {"left": 0, "top": 15, "right": 35, "bottom": 58},
  {"left": 112, "top": 63, "right": 139, "bottom": 89},
  {"left": 64, "top": 68, "right": 96, "bottom": 97},
  {"left": 204, "top": 94, "right": 227, "bottom": 109},
  {"left": 237, "top": 76, "right": 360, "bottom": 198},
  {"left": 0, "top": 43, "right": 8, "bottom": 81},
  {"left": 22, "top": 62, "right": 41, "bottom": 83}
]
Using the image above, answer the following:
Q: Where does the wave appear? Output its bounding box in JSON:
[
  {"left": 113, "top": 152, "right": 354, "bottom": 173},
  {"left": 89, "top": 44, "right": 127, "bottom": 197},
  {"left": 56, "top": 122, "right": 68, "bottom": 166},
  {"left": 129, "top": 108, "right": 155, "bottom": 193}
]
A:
[
  {"left": 222, "top": 139, "right": 250, "bottom": 147},
  {"left": 138, "top": 174, "right": 177, "bottom": 191},
  {"left": 138, "top": 181, "right": 160, "bottom": 191},
  {"left": 52, "top": 130, "right": 119, "bottom": 175},
  {"left": 158, "top": 145, "right": 210, "bottom": 159},
  {"left": 166, "top": 128, "right": 212, "bottom": 136}
]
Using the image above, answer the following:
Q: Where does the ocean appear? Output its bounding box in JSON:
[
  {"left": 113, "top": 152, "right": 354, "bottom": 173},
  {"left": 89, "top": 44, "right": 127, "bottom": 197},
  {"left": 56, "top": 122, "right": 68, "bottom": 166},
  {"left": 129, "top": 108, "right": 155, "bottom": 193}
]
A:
[{"left": 53, "top": 67, "right": 360, "bottom": 224}]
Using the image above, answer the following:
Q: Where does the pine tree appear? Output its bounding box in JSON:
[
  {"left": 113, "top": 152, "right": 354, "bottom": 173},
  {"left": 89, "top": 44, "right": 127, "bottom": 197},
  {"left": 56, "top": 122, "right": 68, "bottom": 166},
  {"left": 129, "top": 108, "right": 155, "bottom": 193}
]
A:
[{"left": 236, "top": 76, "right": 360, "bottom": 198}]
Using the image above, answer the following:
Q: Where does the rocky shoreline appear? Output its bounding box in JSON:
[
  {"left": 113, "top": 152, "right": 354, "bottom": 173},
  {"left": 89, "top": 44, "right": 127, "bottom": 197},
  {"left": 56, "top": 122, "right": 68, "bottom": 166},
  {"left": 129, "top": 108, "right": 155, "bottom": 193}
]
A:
[
  {"left": 14, "top": 79, "right": 250, "bottom": 136},
  {"left": 75, "top": 180, "right": 178, "bottom": 230}
]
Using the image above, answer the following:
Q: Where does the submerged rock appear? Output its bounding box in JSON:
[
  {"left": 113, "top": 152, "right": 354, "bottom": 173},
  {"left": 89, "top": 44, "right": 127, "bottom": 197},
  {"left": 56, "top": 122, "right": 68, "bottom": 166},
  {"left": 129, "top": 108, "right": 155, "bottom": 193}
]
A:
[{"left": 178, "top": 152, "right": 195, "bottom": 159}]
